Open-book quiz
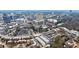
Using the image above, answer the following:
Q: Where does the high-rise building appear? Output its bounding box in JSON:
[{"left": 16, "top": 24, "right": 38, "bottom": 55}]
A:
[{"left": 0, "top": 14, "right": 4, "bottom": 23}]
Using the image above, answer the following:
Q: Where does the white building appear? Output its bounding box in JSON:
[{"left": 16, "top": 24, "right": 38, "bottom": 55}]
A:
[
  {"left": 15, "top": 18, "right": 27, "bottom": 24},
  {"left": 34, "top": 36, "right": 50, "bottom": 47},
  {"left": 70, "top": 30, "right": 79, "bottom": 37},
  {"left": 47, "top": 19, "right": 57, "bottom": 23},
  {"left": 32, "top": 19, "right": 45, "bottom": 32},
  {"left": 46, "top": 19, "right": 57, "bottom": 29},
  {"left": 33, "top": 20, "right": 44, "bottom": 28}
]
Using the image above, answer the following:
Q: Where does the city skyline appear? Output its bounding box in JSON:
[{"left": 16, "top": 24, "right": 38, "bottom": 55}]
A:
[
  {"left": 0, "top": 10, "right": 79, "bottom": 48},
  {"left": 0, "top": 10, "right": 78, "bottom": 13}
]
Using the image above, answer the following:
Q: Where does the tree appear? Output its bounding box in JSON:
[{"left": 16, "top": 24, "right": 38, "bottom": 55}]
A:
[{"left": 52, "top": 35, "right": 65, "bottom": 48}]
